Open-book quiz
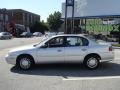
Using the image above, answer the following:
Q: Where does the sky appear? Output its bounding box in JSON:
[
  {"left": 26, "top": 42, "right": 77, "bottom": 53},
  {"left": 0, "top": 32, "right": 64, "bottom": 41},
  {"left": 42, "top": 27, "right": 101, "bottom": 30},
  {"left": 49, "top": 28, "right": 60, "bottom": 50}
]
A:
[{"left": 0, "top": 0, "right": 65, "bottom": 22}]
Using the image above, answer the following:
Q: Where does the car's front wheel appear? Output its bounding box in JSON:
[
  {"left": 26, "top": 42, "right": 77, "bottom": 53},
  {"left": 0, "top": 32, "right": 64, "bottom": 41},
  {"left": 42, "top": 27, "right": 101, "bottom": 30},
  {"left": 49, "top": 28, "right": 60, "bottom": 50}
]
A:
[
  {"left": 84, "top": 56, "right": 100, "bottom": 70},
  {"left": 17, "top": 56, "right": 34, "bottom": 70}
]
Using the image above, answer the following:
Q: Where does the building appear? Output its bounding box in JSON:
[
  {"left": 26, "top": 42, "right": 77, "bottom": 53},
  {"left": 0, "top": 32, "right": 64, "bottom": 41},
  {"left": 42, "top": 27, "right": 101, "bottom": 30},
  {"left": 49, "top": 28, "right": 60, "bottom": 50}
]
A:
[
  {"left": 0, "top": 9, "right": 40, "bottom": 32},
  {"left": 61, "top": 0, "right": 120, "bottom": 34},
  {"left": 7, "top": 9, "right": 40, "bottom": 27},
  {"left": 0, "top": 8, "right": 8, "bottom": 32}
]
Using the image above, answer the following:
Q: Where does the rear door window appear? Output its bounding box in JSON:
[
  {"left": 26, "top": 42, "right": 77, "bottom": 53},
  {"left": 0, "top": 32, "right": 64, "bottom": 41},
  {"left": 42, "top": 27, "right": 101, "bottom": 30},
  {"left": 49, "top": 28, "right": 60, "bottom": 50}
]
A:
[{"left": 65, "top": 36, "right": 89, "bottom": 47}]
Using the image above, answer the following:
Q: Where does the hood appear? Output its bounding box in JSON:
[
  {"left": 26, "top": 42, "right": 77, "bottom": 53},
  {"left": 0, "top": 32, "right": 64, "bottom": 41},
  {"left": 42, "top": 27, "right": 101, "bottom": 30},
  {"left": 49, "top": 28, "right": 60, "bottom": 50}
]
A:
[{"left": 9, "top": 45, "right": 36, "bottom": 53}]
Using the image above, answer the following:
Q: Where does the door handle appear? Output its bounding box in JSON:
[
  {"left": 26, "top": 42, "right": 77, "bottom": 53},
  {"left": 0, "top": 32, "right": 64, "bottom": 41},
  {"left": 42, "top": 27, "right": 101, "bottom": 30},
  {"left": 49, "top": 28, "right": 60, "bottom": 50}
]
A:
[
  {"left": 57, "top": 50, "right": 62, "bottom": 52},
  {"left": 82, "top": 49, "right": 87, "bottom": 51}
]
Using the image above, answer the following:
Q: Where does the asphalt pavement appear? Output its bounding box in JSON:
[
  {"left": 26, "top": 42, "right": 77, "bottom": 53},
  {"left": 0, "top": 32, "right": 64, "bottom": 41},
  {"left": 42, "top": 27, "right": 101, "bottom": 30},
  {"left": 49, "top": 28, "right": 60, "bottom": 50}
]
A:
[{"left": 0, "top": 37, "right": 120, "bottom": 90}]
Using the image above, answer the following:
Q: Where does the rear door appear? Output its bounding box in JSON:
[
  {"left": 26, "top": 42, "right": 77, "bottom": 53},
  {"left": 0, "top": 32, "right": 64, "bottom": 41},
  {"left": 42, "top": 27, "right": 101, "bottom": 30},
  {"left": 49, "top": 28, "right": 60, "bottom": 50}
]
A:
[{"left": 64, "top": 36, "right": 89, "bottom": 63}]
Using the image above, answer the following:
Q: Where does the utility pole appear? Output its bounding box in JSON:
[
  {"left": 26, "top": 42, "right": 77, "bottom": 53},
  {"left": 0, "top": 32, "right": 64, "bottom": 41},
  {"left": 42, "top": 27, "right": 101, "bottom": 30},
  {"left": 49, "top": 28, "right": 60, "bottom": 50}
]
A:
[
  {"left": 2, "top": 8, "right": 6, "bottom": 32},
  {"left": 71, "top": 0, "right": 75, "bottom": 34},
  {"left": 65, "top": 0, "right": 68, "bottom": 34},
  {"left": 65, "top": 0, "right": 74, "bottom": 34}
]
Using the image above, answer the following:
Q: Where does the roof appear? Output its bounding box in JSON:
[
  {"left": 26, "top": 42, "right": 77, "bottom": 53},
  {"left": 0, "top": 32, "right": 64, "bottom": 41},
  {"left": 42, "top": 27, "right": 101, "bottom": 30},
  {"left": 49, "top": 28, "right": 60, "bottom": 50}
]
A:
[
  {"left": 61, "top": 15, "right": 120, "bottom": 19},
  {"left": 51, "top": 34, "right": 86, "bottom": 38},
  {"left": 7, "top": 9, "right": 40, "bottom": 16}
]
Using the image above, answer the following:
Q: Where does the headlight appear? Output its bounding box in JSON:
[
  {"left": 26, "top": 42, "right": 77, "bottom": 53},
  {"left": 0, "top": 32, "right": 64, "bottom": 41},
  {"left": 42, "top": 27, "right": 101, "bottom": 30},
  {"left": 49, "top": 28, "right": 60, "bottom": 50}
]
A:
[
  {"left": 5, "top": 54, "right": 9, "bottom": 57},
  {"left": 7, "top": 52, "right": 16, "bottom": 56},
  {"left": 7, "top": 52, "right": 11, "bottom": 56}
]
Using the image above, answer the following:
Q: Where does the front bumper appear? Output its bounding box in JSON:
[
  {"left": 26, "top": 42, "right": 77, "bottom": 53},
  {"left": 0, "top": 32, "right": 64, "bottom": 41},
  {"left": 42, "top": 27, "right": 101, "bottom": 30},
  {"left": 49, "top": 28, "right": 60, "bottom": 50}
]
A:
[{"left": 5, "top": 54, "right": 16, "bottom": 65}]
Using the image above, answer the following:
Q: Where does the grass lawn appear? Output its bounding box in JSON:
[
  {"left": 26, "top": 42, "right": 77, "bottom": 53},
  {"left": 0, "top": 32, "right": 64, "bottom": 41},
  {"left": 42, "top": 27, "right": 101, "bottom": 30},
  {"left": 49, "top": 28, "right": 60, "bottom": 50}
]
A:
[{"left": 112, "top": 44, "right": 120, "bottom": 47}]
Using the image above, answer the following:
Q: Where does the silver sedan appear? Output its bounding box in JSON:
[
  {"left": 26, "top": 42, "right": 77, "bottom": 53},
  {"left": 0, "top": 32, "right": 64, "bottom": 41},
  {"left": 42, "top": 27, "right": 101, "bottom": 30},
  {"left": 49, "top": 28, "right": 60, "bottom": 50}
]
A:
[{"left": 5, "top": 34, "right": 114, "bottom": 70}]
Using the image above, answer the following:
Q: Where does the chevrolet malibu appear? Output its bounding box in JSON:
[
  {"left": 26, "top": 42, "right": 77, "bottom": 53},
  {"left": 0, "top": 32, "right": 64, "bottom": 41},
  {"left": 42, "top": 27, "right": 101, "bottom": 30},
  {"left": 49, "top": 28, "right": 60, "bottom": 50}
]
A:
[{"left": 5, "top": 34, "right": 114, "bottom": 70}]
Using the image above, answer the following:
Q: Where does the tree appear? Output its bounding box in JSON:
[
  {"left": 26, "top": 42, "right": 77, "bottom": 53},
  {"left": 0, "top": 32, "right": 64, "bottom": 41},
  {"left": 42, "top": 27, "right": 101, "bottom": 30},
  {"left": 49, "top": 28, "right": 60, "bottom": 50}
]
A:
[
  {"left": 30, "top": 21, "right": 48, "bottom": 34},
  {"left": 47, "top": 11, "right": 63, "bottom": 32}
]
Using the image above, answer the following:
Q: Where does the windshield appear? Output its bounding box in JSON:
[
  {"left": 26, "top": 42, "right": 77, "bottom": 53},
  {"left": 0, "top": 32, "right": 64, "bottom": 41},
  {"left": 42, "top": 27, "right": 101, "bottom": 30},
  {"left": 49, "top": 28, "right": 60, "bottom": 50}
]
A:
[
  {"left": 33, "top": 36, "right": 49, "bottom": 47},
  {"left": 84, "top": 35, "right": 97, "bottom": 41}
]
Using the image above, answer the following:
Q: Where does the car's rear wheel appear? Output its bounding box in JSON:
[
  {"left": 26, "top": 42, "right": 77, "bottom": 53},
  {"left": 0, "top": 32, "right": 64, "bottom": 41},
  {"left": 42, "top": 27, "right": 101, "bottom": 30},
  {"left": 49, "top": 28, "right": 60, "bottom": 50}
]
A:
[
  {"left": 17, "top": 56, "right": 34, "bottom": 70},
  {"left": 84, "top": 56, "right": 100, "bottom": 70}
]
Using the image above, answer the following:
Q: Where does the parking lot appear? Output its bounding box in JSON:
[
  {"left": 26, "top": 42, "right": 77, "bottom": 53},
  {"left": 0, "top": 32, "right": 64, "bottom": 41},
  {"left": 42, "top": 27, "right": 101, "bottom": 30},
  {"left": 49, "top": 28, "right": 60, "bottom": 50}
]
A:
[{"left": 0, "top": 37, "right": 120, "bottom": 90}]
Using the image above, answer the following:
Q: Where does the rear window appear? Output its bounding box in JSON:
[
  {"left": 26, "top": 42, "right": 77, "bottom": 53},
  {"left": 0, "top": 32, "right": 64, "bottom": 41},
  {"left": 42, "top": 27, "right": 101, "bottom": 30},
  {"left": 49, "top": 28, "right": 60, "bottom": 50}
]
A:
[
  {"left": 85, "top": 35, "right": 97, "bottom": 42},
  {"left": 81, "top": 37, "right": 89, "bottom": 46}
]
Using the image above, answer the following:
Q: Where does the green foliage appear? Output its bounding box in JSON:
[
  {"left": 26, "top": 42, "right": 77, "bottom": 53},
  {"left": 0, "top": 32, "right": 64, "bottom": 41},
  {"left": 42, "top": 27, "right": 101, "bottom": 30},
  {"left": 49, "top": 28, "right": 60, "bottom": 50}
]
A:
[
  {"left": 112, "top": 44, "right": 120, "bottom": 47},
  {"left": 30, "top": 21, "right": 48, "bottom": 34},
  {"left": 47, "top": 11, "right": 63, "bottom": 32}
]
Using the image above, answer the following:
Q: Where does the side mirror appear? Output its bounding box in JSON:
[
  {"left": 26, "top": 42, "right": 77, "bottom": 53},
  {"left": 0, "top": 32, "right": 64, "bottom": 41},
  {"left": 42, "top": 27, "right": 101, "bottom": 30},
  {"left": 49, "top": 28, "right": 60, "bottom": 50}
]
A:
[{"left": 40, "top": 44, "right": 48, "bottom": 48}]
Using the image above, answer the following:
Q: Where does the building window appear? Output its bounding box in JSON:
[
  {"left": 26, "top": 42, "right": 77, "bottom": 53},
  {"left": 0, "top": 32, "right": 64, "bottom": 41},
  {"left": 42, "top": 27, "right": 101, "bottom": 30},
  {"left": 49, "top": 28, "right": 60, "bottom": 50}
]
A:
[
  {"left": 0, "top": 14, "right": 3, "bottom": 20},
  {"left": 5, "top": 15, "right": 8, "bottom": 21},
  {"left": 31, "top": 15, "right": 32, "bottom": 23}
]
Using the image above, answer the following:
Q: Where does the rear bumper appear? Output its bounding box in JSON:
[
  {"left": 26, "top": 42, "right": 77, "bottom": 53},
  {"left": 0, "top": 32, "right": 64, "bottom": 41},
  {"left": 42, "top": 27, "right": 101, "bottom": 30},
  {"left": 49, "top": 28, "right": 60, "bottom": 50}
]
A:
[
  {"left": 100, "top": 59, "right": 113, "bottom": 62},
  {"left": 100, "top": 51, "right": 114, "bottom": 62}
]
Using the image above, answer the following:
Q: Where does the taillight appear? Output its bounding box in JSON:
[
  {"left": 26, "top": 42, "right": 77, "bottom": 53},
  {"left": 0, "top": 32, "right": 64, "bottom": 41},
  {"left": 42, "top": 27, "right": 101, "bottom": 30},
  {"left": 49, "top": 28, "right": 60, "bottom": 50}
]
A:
[{"left": 109, "top": 46, "right": 113, "bottom": 51}]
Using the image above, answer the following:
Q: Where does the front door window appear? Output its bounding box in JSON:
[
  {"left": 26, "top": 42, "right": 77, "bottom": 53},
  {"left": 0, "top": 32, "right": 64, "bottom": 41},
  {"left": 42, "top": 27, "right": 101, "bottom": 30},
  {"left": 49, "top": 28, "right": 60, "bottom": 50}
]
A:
[{"left": 47, "top": 37, "right": 64, "bottom": 48}]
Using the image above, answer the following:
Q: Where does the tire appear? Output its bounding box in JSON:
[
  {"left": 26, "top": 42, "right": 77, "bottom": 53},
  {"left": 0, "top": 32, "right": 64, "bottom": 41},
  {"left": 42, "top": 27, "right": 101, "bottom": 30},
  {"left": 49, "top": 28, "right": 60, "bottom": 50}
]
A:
[
  {"left": 9, "top": 37, "right": 11, "bottom": 39},
  {"left": 2, "top": 37, "right": 5, "bottom": 40},
  {"left": 83, "top": 56, "right": 100, "bottom": 70},
  {"left": 17, "top": 56, "right": 34, "bottom": 70},
  {"left": 5, "top": 37, "right": 8, "bottom": 40}
]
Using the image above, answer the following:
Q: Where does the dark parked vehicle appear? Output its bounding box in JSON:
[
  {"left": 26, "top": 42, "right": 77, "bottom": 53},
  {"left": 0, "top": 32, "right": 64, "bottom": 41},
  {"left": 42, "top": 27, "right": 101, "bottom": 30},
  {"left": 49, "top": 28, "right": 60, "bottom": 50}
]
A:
[
  {"left": 20, "top": 32, "right": 32, "bottom": 37},
  {"left": 0, "top": 32, "right": 12, "bottom": 40}
]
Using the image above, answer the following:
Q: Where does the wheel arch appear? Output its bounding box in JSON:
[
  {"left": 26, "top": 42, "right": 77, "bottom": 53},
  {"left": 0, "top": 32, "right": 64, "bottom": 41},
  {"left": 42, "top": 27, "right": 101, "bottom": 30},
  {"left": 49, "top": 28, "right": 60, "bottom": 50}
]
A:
[
  {"left": 84, "top": 53, "right": 101, "bottom": 61},
  {"left": 16, "top": 54, "right": 35, "bottom": 65}
]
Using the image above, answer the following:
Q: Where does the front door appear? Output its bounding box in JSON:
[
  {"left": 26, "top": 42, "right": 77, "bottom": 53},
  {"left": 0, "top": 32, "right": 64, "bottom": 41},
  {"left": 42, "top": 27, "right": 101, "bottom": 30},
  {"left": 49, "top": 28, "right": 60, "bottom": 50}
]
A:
[{"left": 36, "top": 36, "right": 65, "bottom": 63}]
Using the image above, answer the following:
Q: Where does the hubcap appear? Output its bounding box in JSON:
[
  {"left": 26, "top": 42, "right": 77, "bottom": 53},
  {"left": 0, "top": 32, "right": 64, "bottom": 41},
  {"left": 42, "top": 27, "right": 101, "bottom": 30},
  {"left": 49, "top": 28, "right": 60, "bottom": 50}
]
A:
[
  {"left": 20, "top": 58, "right": 31, "bottom": 69},
  {"left": 87, "top": 58, "right": 98, "bottom": 68}
]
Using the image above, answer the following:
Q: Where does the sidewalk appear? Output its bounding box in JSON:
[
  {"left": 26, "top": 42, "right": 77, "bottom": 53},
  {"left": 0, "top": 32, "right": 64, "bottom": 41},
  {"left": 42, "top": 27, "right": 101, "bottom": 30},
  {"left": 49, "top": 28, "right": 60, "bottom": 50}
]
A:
[{"left": 113, "top": 46, "right": 120, "bottom": 49}]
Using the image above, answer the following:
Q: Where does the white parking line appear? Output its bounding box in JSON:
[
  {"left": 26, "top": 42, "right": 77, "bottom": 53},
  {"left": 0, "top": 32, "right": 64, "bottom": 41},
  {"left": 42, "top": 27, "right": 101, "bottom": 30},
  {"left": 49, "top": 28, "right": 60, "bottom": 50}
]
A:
[{"left": 63, "top": 76, "right": 120, "bottom": 81}]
